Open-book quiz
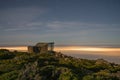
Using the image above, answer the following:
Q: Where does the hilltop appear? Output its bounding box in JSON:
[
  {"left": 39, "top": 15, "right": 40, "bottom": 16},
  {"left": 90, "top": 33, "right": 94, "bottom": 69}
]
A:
[{"left": 0, "top": 49, "right": 120, "bottom": 80}]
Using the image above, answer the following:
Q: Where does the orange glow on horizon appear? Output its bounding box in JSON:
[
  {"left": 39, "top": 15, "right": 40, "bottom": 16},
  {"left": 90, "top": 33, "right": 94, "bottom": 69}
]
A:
[
  {"left": 54, "top": 46, "right": 120, "bottom": 52},
  {"left": 0, "top": 46, "right": 120, "bottom": 56},
  {"left": 54, "top": 46, "right": 120, "bottom": 56},
  {"left": 0, "top": 46, "right": 27, "bottom": 52},
  {"left": 0, "top": 46, "right": 120, "bottom": 52}
]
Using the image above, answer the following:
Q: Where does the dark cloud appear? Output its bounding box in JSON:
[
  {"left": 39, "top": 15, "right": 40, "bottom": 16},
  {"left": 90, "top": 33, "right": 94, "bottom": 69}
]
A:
[{"left": 0, "top": 0, "right": 56, "bottom": 9}]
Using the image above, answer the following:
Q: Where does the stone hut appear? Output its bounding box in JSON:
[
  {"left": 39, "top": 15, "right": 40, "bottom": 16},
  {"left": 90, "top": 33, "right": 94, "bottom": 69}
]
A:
[{"left": 28, "top": 42, "right": 54, "bottom": 53}]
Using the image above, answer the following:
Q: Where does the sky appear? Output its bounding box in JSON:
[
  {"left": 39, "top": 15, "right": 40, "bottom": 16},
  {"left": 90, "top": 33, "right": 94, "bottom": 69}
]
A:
[{"left": 0, "top": 0, "right": 120, "bottom": 46}]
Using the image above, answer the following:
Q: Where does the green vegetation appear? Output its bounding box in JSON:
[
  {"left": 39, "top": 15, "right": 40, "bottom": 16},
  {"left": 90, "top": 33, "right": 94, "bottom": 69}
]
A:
[{"left": 0, "top": 49, "right": 120, "bottom": 80}]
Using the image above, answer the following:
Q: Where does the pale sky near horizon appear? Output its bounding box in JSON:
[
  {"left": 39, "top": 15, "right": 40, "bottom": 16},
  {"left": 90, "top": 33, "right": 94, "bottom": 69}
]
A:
[{"left": 0, "top": 0, "right": 120, "bottom": 46}]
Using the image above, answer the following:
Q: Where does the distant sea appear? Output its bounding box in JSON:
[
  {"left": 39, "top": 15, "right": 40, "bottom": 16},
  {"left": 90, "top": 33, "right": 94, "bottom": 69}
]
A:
[
  {"left": 0, "top": 46, "right": 120, "bottom": 64},
  {"left": 61, "top": 51, "right": 120, "bottom": 64}
]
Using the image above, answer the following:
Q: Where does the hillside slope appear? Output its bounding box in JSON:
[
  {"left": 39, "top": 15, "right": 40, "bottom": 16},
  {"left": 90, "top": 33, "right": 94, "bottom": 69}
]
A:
[{"left": 0, "top": 49, "right": 120, "bottom": 80}]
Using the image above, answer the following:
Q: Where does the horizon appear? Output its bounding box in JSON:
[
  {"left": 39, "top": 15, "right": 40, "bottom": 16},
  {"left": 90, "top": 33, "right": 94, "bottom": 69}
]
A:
[{"left": 0, "top": 45, "right": 120, "bottom": 56}]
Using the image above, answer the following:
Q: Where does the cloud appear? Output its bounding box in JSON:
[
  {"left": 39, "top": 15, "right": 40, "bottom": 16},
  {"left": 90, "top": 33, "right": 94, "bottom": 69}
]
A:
[
  {"left": 1, "top": 20, "right": 120, "bottom": 46},
  {"left": 1, "top": 17, "right": 120, "bottom": 33},
  {"left": 0, "top": 6, "right": 48, "bottom": 31},
  {"left": 3, "top": 22, "right": 44, "bottom": 31},
  {"left": 4, "top": 26, "right": 38, "bottom": 31},
  {"left": 0, "top": 7, "right": 45, "bottom": 22},
  {"left": 18, "top": 21, "right": 120, "bottom": 37},
  {"left": 45, "top": 21, "right": 120, "bottom": 32},
  {"left": 0, "top": 4, "right": 120, "bottom": 32}
]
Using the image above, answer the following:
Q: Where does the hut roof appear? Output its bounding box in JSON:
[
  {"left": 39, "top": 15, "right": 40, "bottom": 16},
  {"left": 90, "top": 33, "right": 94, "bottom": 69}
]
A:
[{"left": 36, "top": 43, "right": 48, "bottom": 47}]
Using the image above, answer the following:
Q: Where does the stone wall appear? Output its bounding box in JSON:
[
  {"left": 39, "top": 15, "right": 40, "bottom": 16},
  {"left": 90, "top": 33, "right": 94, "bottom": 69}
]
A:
[{"left": 28, "top": 42, "right": 54, "bottom": 53}]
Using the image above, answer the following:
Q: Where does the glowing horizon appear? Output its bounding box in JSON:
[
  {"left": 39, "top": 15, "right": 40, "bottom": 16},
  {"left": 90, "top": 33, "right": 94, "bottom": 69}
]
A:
[
  {"left": 55, "top": 46, "right": 120, "bottom": 56},
  {"left": 1, "top": 46, "right": 120, "bottom": 51},
  {"left": 0, "top": 46, "right": 27, "bottom": 52},
  {"left": 55, "top": 46, "right": 120, "bottom": 52}
]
